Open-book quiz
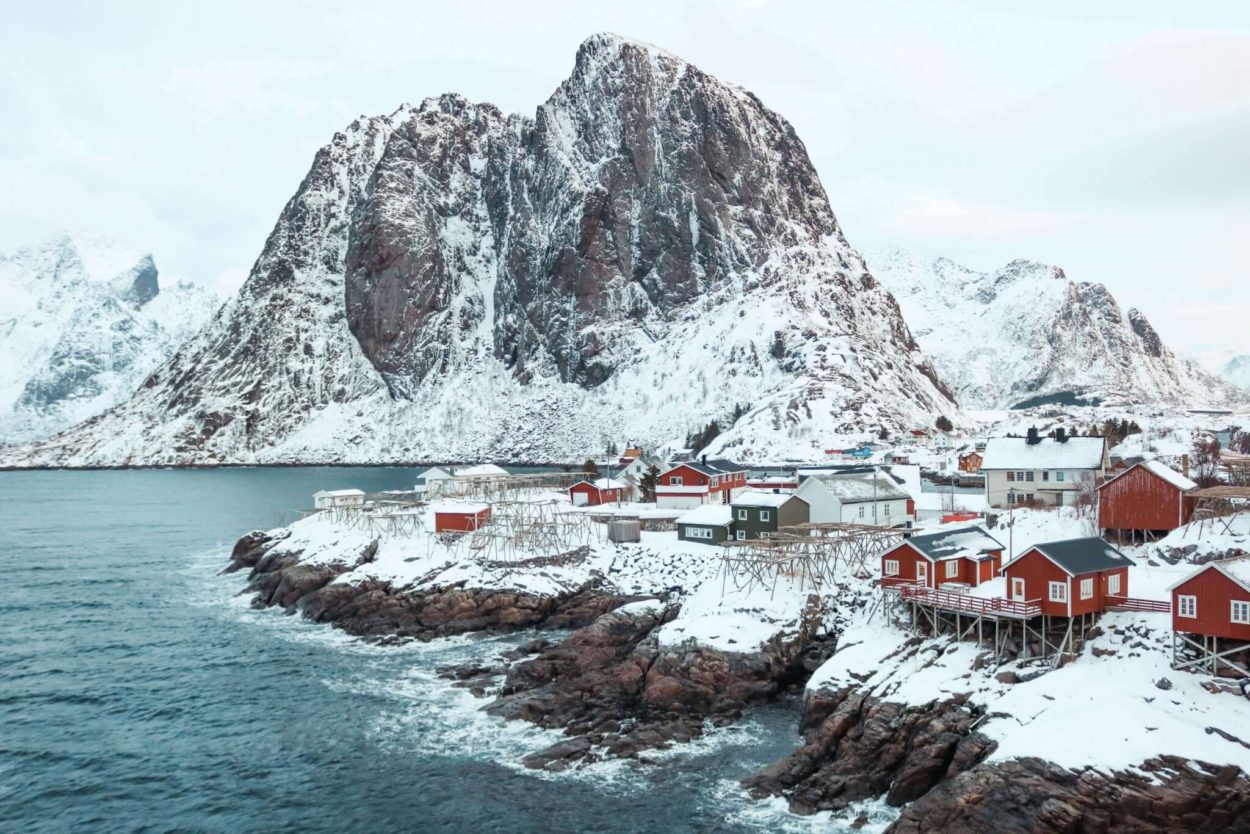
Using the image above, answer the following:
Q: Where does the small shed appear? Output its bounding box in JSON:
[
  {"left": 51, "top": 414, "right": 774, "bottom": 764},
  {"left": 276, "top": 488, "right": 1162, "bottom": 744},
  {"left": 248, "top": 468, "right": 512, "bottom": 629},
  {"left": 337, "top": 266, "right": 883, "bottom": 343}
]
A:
[
  {"left": 1097, "top": 459, "right": 1197, "bottom": 538},
  {"left": 1000, "top": 537, "right": 1134, "bottom": 617},
  {"left": 676, "top": 504, "right": 734, "bottom": 545},
  {"left": 313, "top": 488, "right": 365, "bottom": 510},
  {"left": 434, "top": 504, "right": 492, "bottom": 533},
  {"left": 569, "top": 477, "right": 626, "bottom": 507},
  {"left": 879, "top": 525, "right": 1004, "bottom": 590},
  {"left": 1169, "top": 561, "right": 1250, "bottom": 642}
]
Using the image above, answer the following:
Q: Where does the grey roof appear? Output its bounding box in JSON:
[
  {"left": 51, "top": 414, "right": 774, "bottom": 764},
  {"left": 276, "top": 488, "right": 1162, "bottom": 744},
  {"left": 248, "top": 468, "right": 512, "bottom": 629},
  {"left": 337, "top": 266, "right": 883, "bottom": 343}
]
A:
[
  {"left": 1006, "top": 536, "right": 1135, "bottom": 576},
  {"left": 676, "top": 458, "right": 746, "bottom": 476},
  {"left": 811, "top": 475, "right": 910, "bottom": 503},
  {"left": 906, "top": 525, "right": 1003, "bottom": 562}
]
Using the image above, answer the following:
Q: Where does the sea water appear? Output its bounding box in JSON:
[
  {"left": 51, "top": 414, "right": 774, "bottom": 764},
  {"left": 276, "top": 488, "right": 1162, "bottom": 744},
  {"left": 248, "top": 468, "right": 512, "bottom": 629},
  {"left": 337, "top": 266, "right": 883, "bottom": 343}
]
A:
[{"left": 0, "top": 468, "right": 879, "bottom": 833}]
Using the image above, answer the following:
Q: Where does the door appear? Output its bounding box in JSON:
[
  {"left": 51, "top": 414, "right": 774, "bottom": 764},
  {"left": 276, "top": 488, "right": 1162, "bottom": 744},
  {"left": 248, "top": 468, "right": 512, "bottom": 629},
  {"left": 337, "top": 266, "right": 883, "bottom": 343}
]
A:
[
  {"left": 1011, "top": 577, "right": 1025, "bottom": 601},
  {"left": 916, "top": 561, "right": 928, "bottom": 588},
  {"left": 572, "top": 492, "right": 589, "bottom": 506}
]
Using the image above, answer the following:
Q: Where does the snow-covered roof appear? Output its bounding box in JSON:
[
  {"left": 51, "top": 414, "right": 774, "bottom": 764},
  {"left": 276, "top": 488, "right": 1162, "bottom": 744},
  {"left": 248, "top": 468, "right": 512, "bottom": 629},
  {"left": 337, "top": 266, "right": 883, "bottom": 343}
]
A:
[
  {"left": 573, "top": 478, "right": 626, "bottom": 490},
  {"left": 903, "top": 525, "right": 1004, "bottom": 562},
  {"left": 452, "top": 463, "right": 508, "bottom": 478},
  {"left": 1003, "top": 537, "right": 1134, "bottom": 576},
  {"left": 313, "top": 488, "right": 364, "bottom": 497},
  {"left": 667, "top": 458, "right": 745, "bottom": 477},
  {"left": 731, "top": 490, "right": 804, "bottom": 508},
  {"left": 981, "top": 436, "right": 1104, "bottom": 470},
  {"left": 1098, "top": 458, "right": 1197, "bottom": 493},
  {"left": 432, "top": 503, "right": 490, "bottom": 515},
  {"left": 676, "top": 505, "right": 734, "bottom": 527},
  {"left": 806, "top": 475, "right": 910, "bottom": 503},
  {"left": 1167, "top": 559, "right": 1250, "bottom": 594}
]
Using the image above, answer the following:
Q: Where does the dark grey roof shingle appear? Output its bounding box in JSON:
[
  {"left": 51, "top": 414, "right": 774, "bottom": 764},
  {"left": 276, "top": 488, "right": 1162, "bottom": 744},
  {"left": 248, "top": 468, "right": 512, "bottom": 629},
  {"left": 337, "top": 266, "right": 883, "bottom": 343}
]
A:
[{"left": 1028, "top": 537, "right": 1134, "bottom": 575}]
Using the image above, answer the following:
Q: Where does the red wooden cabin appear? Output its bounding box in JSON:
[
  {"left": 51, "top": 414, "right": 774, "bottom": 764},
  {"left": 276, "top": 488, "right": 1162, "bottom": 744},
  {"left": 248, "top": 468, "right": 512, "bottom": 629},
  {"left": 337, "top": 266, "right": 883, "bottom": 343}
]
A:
[
  {"left": 434, "top": 504, "right": 492, "bottom": 533},
  {"left": 568, "top": 478, "right": 625, "bottom": 507},
  {"left": 1169, "top": 562, "right": 1250, "bottom": 642},
  {"left": 1097, "top": 459, "right": 1197, "bottom": 537},
  {"left": 880, "top": 525, "right": 1004, "bottom": 590},
  {"left": 958, "top": 452, "right": 983, "bottom": 474},
  {"left": 656, "top": 458, "right": 747, "bottom": 509},
  {"left": 1000, "top": 538, "right": 1133, "bottom": 617}
]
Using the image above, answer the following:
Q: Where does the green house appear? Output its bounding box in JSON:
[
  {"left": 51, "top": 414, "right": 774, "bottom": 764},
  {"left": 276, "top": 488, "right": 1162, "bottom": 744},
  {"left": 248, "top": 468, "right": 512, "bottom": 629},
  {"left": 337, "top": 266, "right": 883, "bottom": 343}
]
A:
[
  {"left": 676, "top": 504, "right": 735, "bottom": 545},
  {"left": 730, "top": 491, "right": 810, "bottom": 541}
]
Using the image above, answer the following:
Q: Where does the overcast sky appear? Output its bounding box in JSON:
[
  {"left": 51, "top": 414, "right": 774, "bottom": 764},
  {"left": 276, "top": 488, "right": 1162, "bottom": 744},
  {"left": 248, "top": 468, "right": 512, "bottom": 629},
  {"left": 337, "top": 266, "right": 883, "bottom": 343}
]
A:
[{"left": 3, "top": 1, "right": 1248, "bottom": 352}]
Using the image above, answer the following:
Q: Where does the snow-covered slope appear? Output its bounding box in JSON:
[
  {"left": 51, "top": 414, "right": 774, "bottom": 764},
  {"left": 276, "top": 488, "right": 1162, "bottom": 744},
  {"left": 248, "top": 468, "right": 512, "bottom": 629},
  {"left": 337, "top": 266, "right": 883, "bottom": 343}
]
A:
[
  {"left": 867, "top": 247, "right": 1243, "bottom": 411},
  {"left": 1194, "top": 346, "right": 1250, "bottom": 393},
  {"left": 0, "top": 233, "right": 220, "bottom": 444},
  {"left": 2, "top": 35, "right": 955, "bottom": 467}
]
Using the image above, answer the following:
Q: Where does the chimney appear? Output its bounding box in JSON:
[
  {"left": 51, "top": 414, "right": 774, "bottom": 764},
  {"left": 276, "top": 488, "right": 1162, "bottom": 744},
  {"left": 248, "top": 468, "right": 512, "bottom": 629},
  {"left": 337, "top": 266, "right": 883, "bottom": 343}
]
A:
[
  {"left": 1055, "top": 427, "right": 1067, "bottom": 443},
  {"left": 701, "top": 454, "right": 707, "bottom": 466},
  {"left": 1183, "top": 453, "right": 1190, "bottom": 479},
  {"left": 1026, "top": 426, "right": 1040, "bottom": 445}
]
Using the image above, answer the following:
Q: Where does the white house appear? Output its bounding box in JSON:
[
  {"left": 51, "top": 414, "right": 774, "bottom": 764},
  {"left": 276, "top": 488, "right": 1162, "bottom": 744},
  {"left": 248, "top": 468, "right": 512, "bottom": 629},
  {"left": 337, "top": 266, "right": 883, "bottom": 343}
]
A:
[
  {"left": 794, "top": 474, "right": 913, "bottom": 527},
  {"left": 313, "top": 488, "right": 366, "bottom": 510},
  {"left": 981, "top": 428, "right": 1107, "bottom": 507},
  {"left": 417, "top": 463, "right": 510, "bottom": 497}
]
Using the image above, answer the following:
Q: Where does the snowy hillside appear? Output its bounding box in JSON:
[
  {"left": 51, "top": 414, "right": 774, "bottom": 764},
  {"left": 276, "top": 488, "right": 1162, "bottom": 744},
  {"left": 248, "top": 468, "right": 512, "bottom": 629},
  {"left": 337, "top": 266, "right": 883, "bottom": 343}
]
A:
[
  {"left": 867, "top": 247, "right": 1243, "bottom": 411},
  {"left": 0, "top": 233, "right": 220, "bottom": 445},
  {"left": 1, "top": 35, "right": 955, "bottom": 468},
  {"left": 1194, "top": 346, "right": 1250, "bottom": 393}
]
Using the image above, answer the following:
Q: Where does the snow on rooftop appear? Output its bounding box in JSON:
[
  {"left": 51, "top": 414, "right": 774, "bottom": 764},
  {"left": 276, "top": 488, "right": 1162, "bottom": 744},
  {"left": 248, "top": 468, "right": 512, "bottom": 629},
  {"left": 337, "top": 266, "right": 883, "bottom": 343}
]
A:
[
  {"left": 908, "top": 526, "right": 1003, "bottom": 561},
  {"left": 731, "top": 489, "right": 799, "bottom": 508},
  {"left": 453, "top": 463, "right": 509, "bottom": 478},
  {"left": 982, "top": 436, "right": 1104, "bottom": 470},
  {"left": 809, "top": 475, "right": 909, "bottom": 503},
  {"left": 578, "top": 477, "right": 626, "bottom": 489},
  {"left": 1139, "top": 459, "right": 1198, "bottom": 491},
  {"left": 432, "top": 502, "right": 490, "bottom": 514},
  {"left": 676, "top": 504, "right": 734, "bottom": 526},
  {"left": 313, "top": 488, "right": 364, "bottom": 497}
]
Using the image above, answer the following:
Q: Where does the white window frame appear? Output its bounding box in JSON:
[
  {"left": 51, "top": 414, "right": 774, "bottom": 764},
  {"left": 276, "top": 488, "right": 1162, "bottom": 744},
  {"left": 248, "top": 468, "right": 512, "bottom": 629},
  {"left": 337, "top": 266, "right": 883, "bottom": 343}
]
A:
[
  {"left": 1056, "top": 470, "right": 1065, "bottom": 482},
  {"left": 735, "top": 530, "right": 746, "bottom": 541},
  {"left": 760, "top": 510, "right": 771, "bottom": 522},
  {"left": 1048, "top": 581, "right": 1067, "bottom": 603},
  {"left": 945, "top": 560, "right": 959, "bottom": 578},
  {"left": 1232, "top": 600, "right": 1250, "bottom": 625},
  {"left": 710, "top": 476, "right": 719, "bottom": 488},
  {"left": 884, "top": 559, "right": 900, "bottom": 576},
  {"left": 1080, "top": 578, "right": 1093, "bottom": 600},
  {"left": 1107, "top": 574, "right": 1121, "bottom": 596},
  {"left": 858, "top": 505, "right": 865, "bottom": 518},
  {"left": 1178, "top": 594, "right": 1197, "bottom": 619},
  {"left": 737, "top": 508, "right": 748, "bottom": 521},
  {"left": 687, "top": 526, "right": 712, "bottom": 540},
  {"left": 671, "top": 476, "right": 683, "bottom": 486}
]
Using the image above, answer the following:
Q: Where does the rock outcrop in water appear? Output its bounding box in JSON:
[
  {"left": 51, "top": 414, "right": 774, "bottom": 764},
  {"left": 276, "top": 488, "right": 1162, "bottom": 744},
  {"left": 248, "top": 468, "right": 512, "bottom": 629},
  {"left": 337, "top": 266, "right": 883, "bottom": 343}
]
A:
[{"left": 5, "top": 34, "right": 955, "bottom": 468}]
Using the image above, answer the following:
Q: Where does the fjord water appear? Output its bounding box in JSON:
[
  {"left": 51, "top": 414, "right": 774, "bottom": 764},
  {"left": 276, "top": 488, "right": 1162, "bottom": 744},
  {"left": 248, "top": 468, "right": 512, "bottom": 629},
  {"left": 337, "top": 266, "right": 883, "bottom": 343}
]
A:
[{"left": 0, "top": 469, "right": 831, "bottom": 833}]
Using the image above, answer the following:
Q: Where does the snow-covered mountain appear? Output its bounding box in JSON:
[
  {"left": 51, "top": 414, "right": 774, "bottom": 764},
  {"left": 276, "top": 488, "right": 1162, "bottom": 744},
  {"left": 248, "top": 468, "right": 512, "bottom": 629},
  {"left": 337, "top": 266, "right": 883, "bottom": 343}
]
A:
[
  {"left": 1, "top": 35, "right": 955, "bottom": 467},
  {"left": 0, "top": 233, "right": 220, "bottom": 445},
  {"left": 866, "top": 247, "right": 1243, "bottom": 411},
  {"left": 1194, "top": 347, "right": 1250, "bottom": 393}
]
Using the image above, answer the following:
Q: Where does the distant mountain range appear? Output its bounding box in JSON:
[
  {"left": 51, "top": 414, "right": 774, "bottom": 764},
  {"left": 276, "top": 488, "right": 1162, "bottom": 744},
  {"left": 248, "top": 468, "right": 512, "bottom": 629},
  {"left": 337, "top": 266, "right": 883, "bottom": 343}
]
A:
[
  {"left": 866, "top": 247, "right": 1244, "bottom": 411},
  {"left": 0, "top": 233, "right": 219, "bottom": 445},
  {"left": 1193, "top": 347, "right": 1250, "bottom": 393}
]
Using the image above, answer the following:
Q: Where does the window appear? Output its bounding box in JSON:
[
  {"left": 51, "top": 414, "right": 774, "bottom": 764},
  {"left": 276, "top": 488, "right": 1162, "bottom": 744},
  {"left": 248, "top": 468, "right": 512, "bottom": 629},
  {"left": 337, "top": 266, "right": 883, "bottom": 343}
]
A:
[
  {"left": 1056, "top": 471, "right": 1065, "bottom": 482},
  {"left": 884, "top": 503, "right": 891, "bottom": 517},
  {"left": 858, "top": 505, "right": 865, "bottom": 518},
  {"left": 1007, "top": 471, "right": 1015, "bottom": 482},
  {"left": 1107, "top": 574, "right": 1121, "bottom": 596},
  {"left": 1177, "top": 594, "right": 1197, "bottom": 618},
  {"left": 710, "top": 476, "right": 719, "bottom": 488},
  {"left": 1080, "top": 578, "right": 1093, "bottom": 600},
  {"left": 737, "top": 509, "right": 747, "bottom": 521},
  {"left": 735, "top": 530, "right": 746, "bottom": 541},
  {"left": 760, "top": 510, "right": 771, "bottom": 522},
  {"left": 1232, "top": 600, "right": 1250, "bottom": 624},
  {"left": 946, "top": 560, "right": 959, "bottom": 578},
  {"left": 671, "top": 476, "right": 683, "bottom": 486},
  {"left": 1016, "top": 471, "right": 1026, "bottom": 481},
  {"left": 884, "top": 559, "right": 900, "bottom": 576},
  {"left": 1042, "top": 471, "right": 1050, "bottom": 482},
  {"left": 1025, "top": 471, "right": 1035, "bottom": 482},
  {"left": 1048, "top": 581, "right": 1067, "bottom": 602},
  {"left": 687, "top": 527, "right": 712, "bottom": 540}
]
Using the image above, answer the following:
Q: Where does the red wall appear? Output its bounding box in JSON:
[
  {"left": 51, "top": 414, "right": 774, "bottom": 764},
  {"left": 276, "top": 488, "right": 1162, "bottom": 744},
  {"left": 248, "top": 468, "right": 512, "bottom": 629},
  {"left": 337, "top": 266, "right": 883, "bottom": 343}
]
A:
[
  {"left": 660, "top": 465, "right": 745, "bottom": 504},
  {"left": 569, "top": 483, "right": 621, "bottom": 506},
  {"left": 1172, "top": 568, "right": 1250, "bottom": 641},
  {"left": 662, "top": 465, "right": 709, "bottom": 487},
  {"left": 1003, "top": 548, "right": 1127, "bottom": 617},
  {"left": 1098, "top": 466, "right": 1189, "bottom": 532},
  {"left": 881, "top": 543, "right": 934, "bottom": 588},
  {"left": 435, "top": 508, "right": 491, "bottom": 533}
]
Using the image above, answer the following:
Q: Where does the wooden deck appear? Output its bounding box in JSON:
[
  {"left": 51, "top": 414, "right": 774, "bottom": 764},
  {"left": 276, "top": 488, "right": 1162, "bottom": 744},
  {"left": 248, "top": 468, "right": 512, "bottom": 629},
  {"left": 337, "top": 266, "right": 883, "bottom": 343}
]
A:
[{"left": 883, "top": 578, "right": 1041, "bottom": 619}]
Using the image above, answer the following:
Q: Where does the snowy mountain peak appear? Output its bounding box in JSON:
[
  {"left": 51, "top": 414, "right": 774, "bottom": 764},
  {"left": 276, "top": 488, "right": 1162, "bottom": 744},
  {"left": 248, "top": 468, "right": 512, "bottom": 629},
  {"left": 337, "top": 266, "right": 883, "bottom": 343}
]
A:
[
  {"left": 2, "top": 38, "right": 956, "bottom": 467},
  {"left": 868, "top": 248, "right": 1243, "bottom": 410}
]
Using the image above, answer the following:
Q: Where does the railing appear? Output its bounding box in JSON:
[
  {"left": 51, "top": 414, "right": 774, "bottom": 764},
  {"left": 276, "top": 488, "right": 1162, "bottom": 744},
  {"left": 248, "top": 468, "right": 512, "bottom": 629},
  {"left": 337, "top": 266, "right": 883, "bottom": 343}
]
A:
[
  {"left": 1106, "top": 595, "right": 1171, "bottom": 613},
  {"left": 884, "top": 577, "right": 1042, "bottom": 618}
]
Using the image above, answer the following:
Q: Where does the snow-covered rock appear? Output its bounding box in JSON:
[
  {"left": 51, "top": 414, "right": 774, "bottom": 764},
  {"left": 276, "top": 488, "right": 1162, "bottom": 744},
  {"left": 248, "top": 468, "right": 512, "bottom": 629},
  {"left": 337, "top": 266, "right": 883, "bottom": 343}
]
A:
[
  {"left": 867, "top": 247, "right": 1244, "bottom": 411},
  {"left": 0, "top": 233, "right": 219, "bottom": 445},
  {"left": 1194, "top": 346, "right": 1250, "bottom": 393},
  {"left": 1, "top": 34, "right": 955, "bottom": 468}
]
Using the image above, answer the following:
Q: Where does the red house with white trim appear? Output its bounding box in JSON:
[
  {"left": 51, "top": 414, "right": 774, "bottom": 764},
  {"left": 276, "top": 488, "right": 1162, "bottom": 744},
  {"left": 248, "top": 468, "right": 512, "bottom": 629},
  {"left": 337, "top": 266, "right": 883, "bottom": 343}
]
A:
[
  {"left": 1169, "top": 561, "right": 1250, "bottom": 642},
  {"left": 1097, "top": 459, "right": 1197, "bottom": 537},
  {"left": 434, "top": 504, "right": 492, "bottom": 533},
  {"left": 656, "top": 458, "right": 747, "bottom": 509},
  {"left": 999, "top": 537, "right": 1134, "bottom": 618},
  {"left": 568, "top": 478, "right": 625, "bottom": 507},
  {"left": 880, "top": 525, "right": 1004, "bottom": 590}
]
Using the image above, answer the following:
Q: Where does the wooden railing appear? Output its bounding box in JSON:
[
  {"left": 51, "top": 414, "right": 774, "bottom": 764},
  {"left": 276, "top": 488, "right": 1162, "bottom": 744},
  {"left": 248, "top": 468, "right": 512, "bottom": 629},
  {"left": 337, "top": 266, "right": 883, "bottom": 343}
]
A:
[
  {"left": 883, "top": 577, "right": 1042, "bottom": 618},
  {"left": 1106, "top": 595, "right": 1171, "bottom": 613}
]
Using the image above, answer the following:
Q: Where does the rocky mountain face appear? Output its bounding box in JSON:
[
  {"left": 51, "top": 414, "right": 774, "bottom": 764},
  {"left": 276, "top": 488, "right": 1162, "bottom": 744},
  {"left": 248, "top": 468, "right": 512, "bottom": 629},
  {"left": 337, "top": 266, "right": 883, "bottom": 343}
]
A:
[
  {"left": 3, "top": 35, "right": 954, "bottom": 467},
  {"left": 1195, "top": 347, "right": 1250, "bottom": 393},
  {"left": 867, "top": 247, "right": 1243, "bottom": 411},
  {"left": 0, "top": 234, "right": 219, "bottom": 445}
]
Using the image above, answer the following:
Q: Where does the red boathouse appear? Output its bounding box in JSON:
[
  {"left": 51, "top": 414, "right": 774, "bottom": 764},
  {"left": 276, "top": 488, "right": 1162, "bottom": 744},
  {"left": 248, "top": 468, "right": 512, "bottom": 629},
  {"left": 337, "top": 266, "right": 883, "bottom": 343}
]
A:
[
  {"left": 880, "top": 525, "right": 1004, "bottom": 590},
  {"left": 1000, "top": 537, "right": 1133, "bottom": 618},
  {"left": 434, "top": 504, "right": 492, "bottom": 533},
  {"left": 1097, "top": 459, "right": 1197, "bottom": 539}
]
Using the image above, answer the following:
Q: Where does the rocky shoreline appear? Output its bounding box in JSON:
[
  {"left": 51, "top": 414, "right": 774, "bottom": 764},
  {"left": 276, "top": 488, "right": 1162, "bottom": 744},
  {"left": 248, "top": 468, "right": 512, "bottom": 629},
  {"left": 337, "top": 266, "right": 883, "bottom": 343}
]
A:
[{"left": 228, "top": 528, "right": 1250, "bottom": 831}]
